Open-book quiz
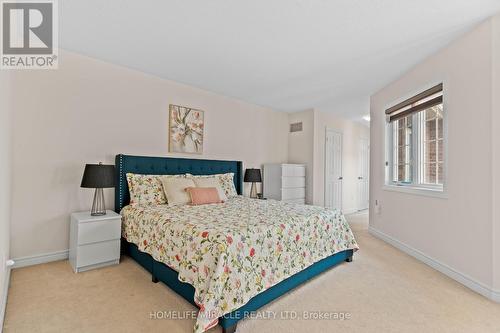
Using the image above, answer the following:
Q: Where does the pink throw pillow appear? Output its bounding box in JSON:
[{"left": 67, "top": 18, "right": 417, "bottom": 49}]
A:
[{"left": 186, "top": 187, "right": 223, "bottom": 205}]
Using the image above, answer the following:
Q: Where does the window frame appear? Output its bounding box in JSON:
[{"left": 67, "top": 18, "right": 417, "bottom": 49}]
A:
[{"left": 384, "top": 82, "right": 448, "bottom": 198}]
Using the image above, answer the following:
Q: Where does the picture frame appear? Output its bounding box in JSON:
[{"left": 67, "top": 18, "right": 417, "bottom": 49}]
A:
[{"left": 168, "top": 104, "right": 204, "bottom": 154}]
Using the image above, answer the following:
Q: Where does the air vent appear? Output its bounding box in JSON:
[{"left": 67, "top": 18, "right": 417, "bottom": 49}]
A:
[{"left": 290, "top": 122, "right": 303, "bottom": 133}]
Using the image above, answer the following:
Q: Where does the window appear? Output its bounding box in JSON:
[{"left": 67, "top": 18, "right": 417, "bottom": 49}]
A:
[{"left": 386, "top": 84, "right": 444, "bottom": 191}]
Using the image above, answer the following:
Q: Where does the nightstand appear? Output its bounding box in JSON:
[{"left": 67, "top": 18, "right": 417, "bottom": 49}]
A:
[{"left": 69, "top": 210, "right": 121, "bottom": 273}]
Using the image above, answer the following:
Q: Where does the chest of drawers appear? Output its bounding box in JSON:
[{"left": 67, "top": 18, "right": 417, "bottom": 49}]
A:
[{"left": 263, "top": 164, "right": 306, "bottom": 204}]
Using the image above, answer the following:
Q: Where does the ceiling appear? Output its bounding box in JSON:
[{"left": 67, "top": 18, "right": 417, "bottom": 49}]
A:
[{"left": 60, "top": 0, "right": 500, "bottom": 121}]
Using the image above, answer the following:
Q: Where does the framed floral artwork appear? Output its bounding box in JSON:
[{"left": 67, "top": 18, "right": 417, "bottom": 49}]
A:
[{"left": 169, "top": 104, "right": 204, "bottom": 154}]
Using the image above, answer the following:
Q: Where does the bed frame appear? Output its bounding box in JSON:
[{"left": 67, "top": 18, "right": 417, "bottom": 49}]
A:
[{"left": 115, "top": 154, "right": 353, "bottom": 333}]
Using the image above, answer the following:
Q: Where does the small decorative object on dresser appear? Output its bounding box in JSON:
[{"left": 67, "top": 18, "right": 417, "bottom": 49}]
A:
[
  {"left": 244, "top": 168, "right": 262, "bottom": 199},
  {"left": 69, "top": 210, "right": 121, "bottom": 273},
  {"left": 80, "top": 162, "right": 115, "bottom": 216},
  {"left": 263, "top": 164, "right": 306, "bottom": 204}
]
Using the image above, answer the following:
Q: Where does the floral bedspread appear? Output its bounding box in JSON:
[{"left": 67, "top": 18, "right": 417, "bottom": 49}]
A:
[{"left": 121, "top": 196, "right": 359, "bottom": 333}]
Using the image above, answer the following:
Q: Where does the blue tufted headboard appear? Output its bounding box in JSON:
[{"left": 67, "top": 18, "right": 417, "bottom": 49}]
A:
[{"left": 115, "top": 154, "right": 243, "bottom": 213}]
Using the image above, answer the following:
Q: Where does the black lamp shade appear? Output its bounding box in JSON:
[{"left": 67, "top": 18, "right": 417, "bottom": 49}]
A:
[
  {"left": 244, "top": 168, "right": 262, "bottom": 183},
  {"left": 81, "top": 164, "right": 115, "bottom": 188}
]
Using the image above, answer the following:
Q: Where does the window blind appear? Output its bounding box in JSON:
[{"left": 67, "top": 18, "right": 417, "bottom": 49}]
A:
[{"left": 385, "top": 83, "right": 443, "bottom": 122}]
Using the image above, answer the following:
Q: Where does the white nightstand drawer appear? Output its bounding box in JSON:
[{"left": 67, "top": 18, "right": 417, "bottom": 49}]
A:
[
  {"left": 77, "top": 240, "right": 120, "bottom": 268},
  {"left": 78, "top": 218, "right": 121, "bottom": 245},
  {"left": 70, "top": 211, "right": 121, "bottom": 273}
]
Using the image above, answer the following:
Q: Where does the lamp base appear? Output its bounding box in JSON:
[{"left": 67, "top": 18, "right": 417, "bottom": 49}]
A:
[
  {"left": 91, "top": 188, "right": 106, "bottom": 216},
  {"left": 250, "top": 182, "right": 258, "bottom": 199},
  {"left": 91, "top": 211, "right": 107, "bottom": 216}
]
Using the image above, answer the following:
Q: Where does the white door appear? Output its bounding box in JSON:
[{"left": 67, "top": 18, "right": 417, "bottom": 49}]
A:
[
  {"left": 358, "top": 138, "right": 370, "bottom": 210},
  {"left": 325, "top": 130, "right": 343, "bottom": 210}
]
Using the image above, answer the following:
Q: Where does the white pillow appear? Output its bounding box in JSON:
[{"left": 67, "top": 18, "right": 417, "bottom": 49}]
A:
[
  {"left": 192, "top": 177, "right": 228, "bottom": 202},
  {"left": 161, "top": 177, "right": 196, "bottom": 206}
]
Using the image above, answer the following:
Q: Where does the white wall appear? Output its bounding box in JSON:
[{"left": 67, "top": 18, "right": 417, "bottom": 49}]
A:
[
  {"left": 288, "top": 109, "right": 315, "bottom": 204},
  {"left": 370, "top": 19, "right": 496, "bottom": 290},
  {"left": 313, "top": 111, "right": 370, "bottom": 211},
  {"left": 0, "top": 72, "right": 12, "bottom": 327},
  {"left": 9, "top": 50, "right": 289, "bottom": 259},
  {"left": 492, "top": 14, "right": 500, "bottom": 293}
]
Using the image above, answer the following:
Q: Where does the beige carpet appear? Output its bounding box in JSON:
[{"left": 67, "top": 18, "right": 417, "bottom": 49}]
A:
[{"left": 4, "top": 212, "right": 500, "bottom": 333}]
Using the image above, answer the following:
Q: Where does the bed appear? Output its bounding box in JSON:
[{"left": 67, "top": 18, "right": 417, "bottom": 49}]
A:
[{"left": 115, "top": 154, "right": 358, "bottom": 333}]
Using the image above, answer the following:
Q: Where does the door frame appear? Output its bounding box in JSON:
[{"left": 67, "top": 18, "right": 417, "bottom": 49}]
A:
[
  {"left": 324, "top": 128, "right": 343, "bottom": 210},
  {"left": 357, "top": 137, "right": 370, "bottom": 211}
]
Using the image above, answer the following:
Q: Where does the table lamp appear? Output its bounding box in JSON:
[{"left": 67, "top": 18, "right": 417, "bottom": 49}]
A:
[
  {"left": 244, "top": 168, "right": 262, "bottom": 199},
  {"left": 81, "top": 162, "right": 115, "bottom": 216}
]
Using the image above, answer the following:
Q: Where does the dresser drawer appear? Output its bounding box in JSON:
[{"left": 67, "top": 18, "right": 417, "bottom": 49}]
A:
[
  {"left": 282, "top": 187, "right": 305, "bottom": 200},
  {"left": 78, "top": 218, "right": 121, "bottom": 245},
  {"left": 77, "top": 240, "right": 120, "bottom": 268},
  {"left": 282, "top": 176, "right": 305, "bottom": 188},
  {"left": 282, "top": 165, "right": 306, "bottom": 177}
]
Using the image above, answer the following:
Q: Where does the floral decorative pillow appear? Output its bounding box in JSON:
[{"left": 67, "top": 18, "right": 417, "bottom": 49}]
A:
[
  {"left": 126, "top": 173, "right": 188, "bottom": 206},
  {"left": 218, "top": 173, "right": 238, "bottom": 197},
  {"left": 188, "top": 173, "right": 238, "bottom": 198},
  {"left": 126, "top": 173, "right": 166, "bottom": 206}
]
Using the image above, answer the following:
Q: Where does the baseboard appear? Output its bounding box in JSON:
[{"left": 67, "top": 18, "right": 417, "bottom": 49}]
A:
[
  {"left": 344, "top": 209, "right": 368, "bottom": 216},
  {"left": 0, "top": 267, "right": 11, "bottom": 333},
  {"left": 12, "top": 250, "right": 69, "bottom": 269},
  {"left": 492, "top": 289, "right": 500, "bottom": 303},
  {"left": 368, "top": 226, "right": 500, "bottom": 303}
]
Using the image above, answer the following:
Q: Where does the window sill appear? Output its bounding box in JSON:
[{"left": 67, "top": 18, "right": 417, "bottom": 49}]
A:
[{"left": 382, "top": 184, "right": 448, "bottom": 199}]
